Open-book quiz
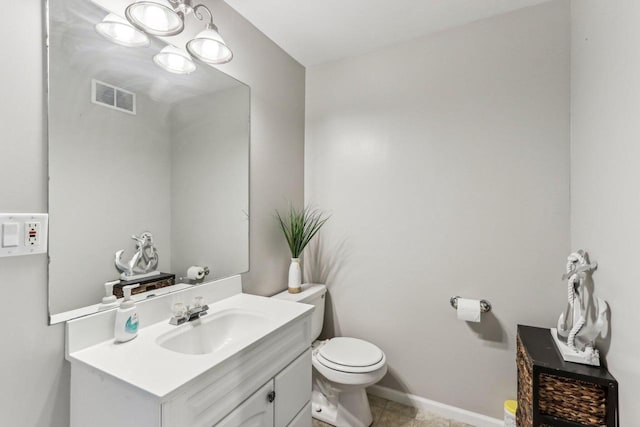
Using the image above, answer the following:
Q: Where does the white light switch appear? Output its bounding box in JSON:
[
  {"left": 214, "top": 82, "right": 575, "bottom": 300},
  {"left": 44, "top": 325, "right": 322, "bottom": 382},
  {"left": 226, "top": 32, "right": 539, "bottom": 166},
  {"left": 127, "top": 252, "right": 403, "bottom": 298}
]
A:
[
  {"left": 0, "top": 214, "right": 48, "bottom": 257},
  {"left": 2, "top": 223, "right": 19, "bottom": 247}
]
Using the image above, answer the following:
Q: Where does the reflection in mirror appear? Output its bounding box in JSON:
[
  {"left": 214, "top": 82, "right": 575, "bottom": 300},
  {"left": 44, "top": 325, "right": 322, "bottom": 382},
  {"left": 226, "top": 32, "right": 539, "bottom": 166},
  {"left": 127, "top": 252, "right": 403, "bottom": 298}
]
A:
[{"left": 47, "top": 0, "right": 250, "bottom": 323}]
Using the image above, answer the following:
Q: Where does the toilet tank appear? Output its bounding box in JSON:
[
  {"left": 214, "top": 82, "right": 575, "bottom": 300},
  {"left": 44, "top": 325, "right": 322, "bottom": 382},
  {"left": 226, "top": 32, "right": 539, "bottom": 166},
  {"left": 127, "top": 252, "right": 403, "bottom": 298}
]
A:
[{"left": 272, "top": 284, "right": 327, "bottom": 341}]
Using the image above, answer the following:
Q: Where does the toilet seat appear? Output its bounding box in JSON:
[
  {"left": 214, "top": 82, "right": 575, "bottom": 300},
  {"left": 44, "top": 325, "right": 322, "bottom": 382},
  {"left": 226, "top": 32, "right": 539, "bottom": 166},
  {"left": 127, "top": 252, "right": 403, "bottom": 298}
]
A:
[{"left": 316, "top": 337, "right": 386, "bottom": 373}]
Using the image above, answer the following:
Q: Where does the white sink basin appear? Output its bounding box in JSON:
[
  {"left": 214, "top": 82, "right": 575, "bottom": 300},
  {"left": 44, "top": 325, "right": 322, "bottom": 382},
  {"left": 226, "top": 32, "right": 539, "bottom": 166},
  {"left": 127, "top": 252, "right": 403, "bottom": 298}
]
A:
[{"left": 156, "top": 309, "right": 271, "bottom": 355}]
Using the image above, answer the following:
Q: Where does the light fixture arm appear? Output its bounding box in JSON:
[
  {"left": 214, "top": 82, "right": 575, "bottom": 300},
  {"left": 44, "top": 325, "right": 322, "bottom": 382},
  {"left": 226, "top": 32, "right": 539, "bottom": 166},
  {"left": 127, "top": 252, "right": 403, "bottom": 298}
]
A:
[
  {"left": 193, "top": 4, "right": 216, "bottom": 29},
  {"left": 168, "top": 0, "right": 193, "bottom": 13}
]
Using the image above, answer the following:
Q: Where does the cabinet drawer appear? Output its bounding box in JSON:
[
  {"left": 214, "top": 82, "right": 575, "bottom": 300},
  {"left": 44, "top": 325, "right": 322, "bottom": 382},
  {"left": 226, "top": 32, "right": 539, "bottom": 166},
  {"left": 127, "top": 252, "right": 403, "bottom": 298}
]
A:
[{"left": 275, "top": 349, "right": 312, "bottom": 427}]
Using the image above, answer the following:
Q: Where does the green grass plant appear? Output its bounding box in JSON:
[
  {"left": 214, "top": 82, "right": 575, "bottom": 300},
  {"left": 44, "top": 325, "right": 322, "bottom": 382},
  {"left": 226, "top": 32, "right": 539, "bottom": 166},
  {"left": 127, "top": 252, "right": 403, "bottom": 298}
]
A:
[{"left": 276, "top": 205, "right": 329, "bottom": 258}]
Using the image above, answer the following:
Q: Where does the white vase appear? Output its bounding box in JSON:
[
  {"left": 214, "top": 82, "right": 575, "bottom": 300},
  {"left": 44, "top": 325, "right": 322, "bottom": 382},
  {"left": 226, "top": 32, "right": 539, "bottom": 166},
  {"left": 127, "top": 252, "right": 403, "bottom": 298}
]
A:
[{"left": 288, "top": 258, "right": 302, "bottom": 293}]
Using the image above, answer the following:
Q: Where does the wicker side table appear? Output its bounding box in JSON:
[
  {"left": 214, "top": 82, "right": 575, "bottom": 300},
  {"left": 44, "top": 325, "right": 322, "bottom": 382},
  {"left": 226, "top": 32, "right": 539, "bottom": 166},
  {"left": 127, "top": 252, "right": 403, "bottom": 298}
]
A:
[{"left": 516, "top": 325, "right": 618, "bottom": 427}]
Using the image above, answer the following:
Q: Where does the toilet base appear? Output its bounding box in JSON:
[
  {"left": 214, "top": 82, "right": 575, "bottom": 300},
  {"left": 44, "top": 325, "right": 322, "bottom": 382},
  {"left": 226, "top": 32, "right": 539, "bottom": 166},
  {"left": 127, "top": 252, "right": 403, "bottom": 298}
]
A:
[{"left": 311, "top": 384, "right": 373, "bottom": 427}]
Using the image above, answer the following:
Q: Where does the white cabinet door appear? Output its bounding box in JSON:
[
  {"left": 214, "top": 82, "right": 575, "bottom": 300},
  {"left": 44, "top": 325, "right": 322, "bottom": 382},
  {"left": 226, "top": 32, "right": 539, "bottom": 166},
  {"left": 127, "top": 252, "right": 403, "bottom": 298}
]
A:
[
  {"left": 216, "top": 380, "right": 275, "bottom": 427},
  {"left": 274, "top": 349, "right": 312, "bottom": 427},
  {"left": 287, "top": 403, "right": 311, "bottom": 427}
]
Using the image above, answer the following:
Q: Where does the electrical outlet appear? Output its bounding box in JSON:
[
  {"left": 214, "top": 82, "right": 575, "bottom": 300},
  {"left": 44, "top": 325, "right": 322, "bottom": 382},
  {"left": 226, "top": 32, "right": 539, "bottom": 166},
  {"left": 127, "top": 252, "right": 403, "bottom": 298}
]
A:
[
  {"left": 25, "top": 222, "right": 40, "bottom": 246},
  {"left": 0, "top": 214, "right": 47, "bottom": 257}
]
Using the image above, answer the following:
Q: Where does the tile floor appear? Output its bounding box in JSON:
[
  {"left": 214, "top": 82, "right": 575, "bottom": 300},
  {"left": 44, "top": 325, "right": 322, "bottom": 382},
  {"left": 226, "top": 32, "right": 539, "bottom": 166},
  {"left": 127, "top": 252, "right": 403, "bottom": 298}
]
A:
[{"left": 311, "top": 394, "right": 477, "bottom": 427}]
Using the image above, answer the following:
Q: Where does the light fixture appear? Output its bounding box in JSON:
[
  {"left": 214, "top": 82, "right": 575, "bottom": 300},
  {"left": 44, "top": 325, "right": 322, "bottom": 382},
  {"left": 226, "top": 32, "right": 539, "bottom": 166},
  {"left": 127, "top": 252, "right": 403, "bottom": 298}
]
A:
[
  {"left": 153, "top": 45, "right": 197, "bottom": 74},
  {"left": 186, "top": 6, "right": 233, "bottom": 64},
  {"left": 124, "top": 1, "right": 233, "bottom": 64},
  {"left": 125, "top": 0, "right": 185, "bottom": 36},
  {"left": 95, "top": 13, "right": 150, "bottom": 47}
]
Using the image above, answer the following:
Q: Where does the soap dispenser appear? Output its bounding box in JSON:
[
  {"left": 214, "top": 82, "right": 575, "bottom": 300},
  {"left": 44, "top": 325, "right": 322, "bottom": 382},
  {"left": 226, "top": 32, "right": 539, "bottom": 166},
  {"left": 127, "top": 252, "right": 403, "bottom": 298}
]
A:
[
  {"left": 98, "top": 280, "right": 120, "bottom": 311},
  {"left": 114, "top": 284, "right": 140, "bottom": 343}
]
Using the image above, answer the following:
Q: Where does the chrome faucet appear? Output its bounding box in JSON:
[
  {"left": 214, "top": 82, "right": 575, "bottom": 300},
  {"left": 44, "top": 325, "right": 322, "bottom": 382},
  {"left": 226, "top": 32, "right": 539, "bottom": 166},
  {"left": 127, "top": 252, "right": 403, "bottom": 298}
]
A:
[{"left": 169, "top": 297, "right": 209, "bottom": 325}]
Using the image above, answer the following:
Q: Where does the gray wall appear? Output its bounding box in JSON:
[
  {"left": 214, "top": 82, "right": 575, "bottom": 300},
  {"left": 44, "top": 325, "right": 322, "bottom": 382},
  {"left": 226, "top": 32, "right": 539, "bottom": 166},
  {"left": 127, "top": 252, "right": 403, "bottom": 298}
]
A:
[
  {"left": 571, "top": 1, "right": 640, "bottom": 423},
  {"left": 305, "top": 1, "right": 570, "bottom": 418},
  {"left": 0, "top": 0, "right": 304, "bottom": 425},
  {"left": 211, "top": 0, "right": 307, "bottom": 296}
]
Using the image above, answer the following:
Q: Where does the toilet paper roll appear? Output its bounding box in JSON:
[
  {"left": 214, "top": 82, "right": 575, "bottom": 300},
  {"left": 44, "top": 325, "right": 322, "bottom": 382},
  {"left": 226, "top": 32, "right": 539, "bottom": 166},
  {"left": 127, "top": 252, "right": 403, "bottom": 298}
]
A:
[
  {"left": 457, "top": 298, "right": 481, "bottom": 322},
  {"left": 187, "top": 266, "right": 206, "bottom": 281}
]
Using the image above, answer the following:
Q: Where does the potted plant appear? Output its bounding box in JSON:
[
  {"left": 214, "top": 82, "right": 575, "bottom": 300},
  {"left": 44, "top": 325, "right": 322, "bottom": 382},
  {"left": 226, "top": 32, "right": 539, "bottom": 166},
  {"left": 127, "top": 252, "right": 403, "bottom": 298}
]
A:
[{"left": 276, "top": 205, "right": 329, "bottom": 293}]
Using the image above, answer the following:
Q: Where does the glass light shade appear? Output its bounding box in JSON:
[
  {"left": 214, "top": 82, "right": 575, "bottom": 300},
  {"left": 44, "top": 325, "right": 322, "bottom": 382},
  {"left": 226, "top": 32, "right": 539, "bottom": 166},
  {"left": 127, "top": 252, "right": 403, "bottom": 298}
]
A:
[
  {"left": 186, "top": 27, "right": 233, "bottom": 64},
  {"left": 153, "top": 45, "right": 196, "bottom": 74},
  {"left": 95, "top": 14, "right": 150, "bottom": 48},
  {"left": 125, "top": 0, "right": 184, "bottom": 36}
]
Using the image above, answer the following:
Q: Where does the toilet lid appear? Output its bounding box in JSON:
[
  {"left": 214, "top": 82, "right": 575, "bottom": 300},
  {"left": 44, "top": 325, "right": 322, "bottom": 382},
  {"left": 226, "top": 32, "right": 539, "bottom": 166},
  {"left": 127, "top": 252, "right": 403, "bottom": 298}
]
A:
[{"left": 318, "top": 337, "right": 384, "bottom": 368}]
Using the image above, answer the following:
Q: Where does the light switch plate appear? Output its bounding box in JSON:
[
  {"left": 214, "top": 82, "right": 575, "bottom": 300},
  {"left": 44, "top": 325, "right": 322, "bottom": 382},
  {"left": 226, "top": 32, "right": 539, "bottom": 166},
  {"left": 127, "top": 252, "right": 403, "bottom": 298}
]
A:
[
  {"left": 0, "top": 213, "right": 48, "bottom": 257},
  {"left": 2, "top": 223, "right": 19, "bottom": 247}
]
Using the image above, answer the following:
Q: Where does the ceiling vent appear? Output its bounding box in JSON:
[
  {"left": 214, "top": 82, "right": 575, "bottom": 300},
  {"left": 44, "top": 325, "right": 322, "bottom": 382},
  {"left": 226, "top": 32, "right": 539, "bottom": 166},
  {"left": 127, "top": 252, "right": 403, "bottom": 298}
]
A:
[{"left": 91, "top": 79, "right": 136, "bottom": 115}]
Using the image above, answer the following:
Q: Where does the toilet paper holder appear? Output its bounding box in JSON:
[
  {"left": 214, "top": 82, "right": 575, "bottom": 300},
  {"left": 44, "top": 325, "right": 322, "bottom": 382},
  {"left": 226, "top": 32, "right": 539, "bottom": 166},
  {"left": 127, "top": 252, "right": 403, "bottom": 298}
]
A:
[{"left": 450, "top": 296, "right": 492, "bottom": 313}]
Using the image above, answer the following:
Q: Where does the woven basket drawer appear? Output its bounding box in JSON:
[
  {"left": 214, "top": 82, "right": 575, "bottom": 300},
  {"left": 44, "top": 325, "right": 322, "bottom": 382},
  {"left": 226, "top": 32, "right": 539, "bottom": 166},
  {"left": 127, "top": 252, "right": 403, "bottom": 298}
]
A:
[
  {"left": 539, "top": 373, "right": 607, "bottom": 426},
  {"left": 517, "top": 336, "right": 533, "bottom": 427}
]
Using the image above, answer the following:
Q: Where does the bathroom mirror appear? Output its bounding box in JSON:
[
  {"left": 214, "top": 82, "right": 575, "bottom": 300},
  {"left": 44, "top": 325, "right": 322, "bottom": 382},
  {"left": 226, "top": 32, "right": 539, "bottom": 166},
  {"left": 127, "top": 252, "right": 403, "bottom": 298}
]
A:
[{"left": 47, "top": 0, "right": 250, "bottom": 323}]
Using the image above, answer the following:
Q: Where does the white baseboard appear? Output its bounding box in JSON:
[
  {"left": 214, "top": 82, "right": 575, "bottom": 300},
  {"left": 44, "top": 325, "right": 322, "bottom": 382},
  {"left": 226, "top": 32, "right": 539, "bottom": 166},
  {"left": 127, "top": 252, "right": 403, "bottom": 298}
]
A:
[{"left": 367, "top": 385, "right": 503, "bottom": 427}]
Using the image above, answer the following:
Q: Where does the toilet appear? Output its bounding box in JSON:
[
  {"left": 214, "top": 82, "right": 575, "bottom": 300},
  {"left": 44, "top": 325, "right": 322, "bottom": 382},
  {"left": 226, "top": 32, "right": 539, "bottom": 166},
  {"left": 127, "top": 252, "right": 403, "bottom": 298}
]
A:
[{"left": 273, "top": 284, "right": 387, "bottom": 427}]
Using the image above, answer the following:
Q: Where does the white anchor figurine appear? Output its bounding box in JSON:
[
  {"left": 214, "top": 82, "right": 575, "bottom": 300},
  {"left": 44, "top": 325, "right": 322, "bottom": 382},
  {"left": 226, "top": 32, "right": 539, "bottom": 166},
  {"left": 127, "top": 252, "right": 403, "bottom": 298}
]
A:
[
  {"left": 114, "top": 232, "right": 161, "bottom": 281},
  {"left": 551, "top": 250, "right": 608, "bottom": 366}
]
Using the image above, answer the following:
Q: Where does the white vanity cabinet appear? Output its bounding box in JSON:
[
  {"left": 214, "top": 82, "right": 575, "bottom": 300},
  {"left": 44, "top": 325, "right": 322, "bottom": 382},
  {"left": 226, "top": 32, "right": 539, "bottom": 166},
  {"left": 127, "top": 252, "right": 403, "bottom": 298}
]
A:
[
  {"left": 217, "top": 348, "right": 312, "bottom": 427},
  {"left": 71, "top": 347, "right": 311, "bottom": 427},
  {"left": 273, "top": 347, "right": 312, "bottom": 426},
  {"left": 217, "top": 385, "right": 312, "bottom": 427},
  {"left": 216, "top": 381, "right": 275, "bottom": 426},
  {"left": 68, "top": 291, "right": 313, "bottom": 427},
  {"left": 164, "top": 348, "right": 312, "bottom": 427}
]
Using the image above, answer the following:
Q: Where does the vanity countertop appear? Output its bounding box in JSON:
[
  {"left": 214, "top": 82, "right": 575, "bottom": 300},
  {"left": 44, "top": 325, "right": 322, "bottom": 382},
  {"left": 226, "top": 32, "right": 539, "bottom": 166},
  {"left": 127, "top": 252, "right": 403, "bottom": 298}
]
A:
[{"left": 67, "top": 293, "right": 313, "bottom": 400}]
